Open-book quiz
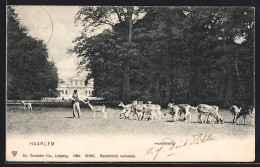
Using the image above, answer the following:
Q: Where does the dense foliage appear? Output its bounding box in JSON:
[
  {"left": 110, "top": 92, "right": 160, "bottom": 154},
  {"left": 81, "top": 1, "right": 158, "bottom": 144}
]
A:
[
  {"left": 7, "top": 6, "right": 59, "bottom": 100},
  {"left": 70, "top": 6, "right": 254, "bottom": 108}
]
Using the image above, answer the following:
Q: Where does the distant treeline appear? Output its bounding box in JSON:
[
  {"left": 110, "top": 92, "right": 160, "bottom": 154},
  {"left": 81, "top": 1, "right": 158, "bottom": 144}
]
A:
[{"left": 69, "top": 7, "right": 255, "bottom": 108}]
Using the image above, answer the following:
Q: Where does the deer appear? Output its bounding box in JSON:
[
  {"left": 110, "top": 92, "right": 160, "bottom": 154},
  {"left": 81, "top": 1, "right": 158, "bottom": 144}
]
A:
[
  {"left": 21, "top": 101, "right": 32, "bottom": 111},
  {"left": 85, "top": 101, "right": 107, "bottom": 119}
]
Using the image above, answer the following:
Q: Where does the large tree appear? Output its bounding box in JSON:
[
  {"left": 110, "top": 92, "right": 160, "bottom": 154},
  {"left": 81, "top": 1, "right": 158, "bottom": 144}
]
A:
[
  {"left": 181, "top": 7, "right": 254, "bottom": 107},
  {"left": 71, "top": 6, "right": 254, "bottom": 107},
  {"left": 7, "top": 6, "right": 59, "bottom": 100},
  {"left": 73, "top": 6, "right": 146, "bottom": 103}
]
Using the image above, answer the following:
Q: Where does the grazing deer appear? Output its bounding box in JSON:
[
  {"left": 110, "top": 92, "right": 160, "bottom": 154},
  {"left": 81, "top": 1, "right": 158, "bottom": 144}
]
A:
[
  {"left": 118, "top": 102, "right": 133, "bottom": 119},
  {"left": 230, "top": 105, "right": 242, "bottom": 124},
  {"left": 131, "top": 102, "right": 145, "bottom": 121},
  {"left": 177, "top": 104, "right": 193, "bottom": 122},
  {"left": 196, "top": 104, "right": 223, "bottom": 124},
  {"left": 147, "top": 101, "right": 162, "bottom": 121},
  {"left": 234, "top": 106, "right": 255, "bottom": 125}
]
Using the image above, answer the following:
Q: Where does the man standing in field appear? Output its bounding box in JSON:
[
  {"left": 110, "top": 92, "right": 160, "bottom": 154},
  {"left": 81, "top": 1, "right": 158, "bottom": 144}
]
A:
[{"left": 72, "top": 90, "right": 84, "bottom": 118}]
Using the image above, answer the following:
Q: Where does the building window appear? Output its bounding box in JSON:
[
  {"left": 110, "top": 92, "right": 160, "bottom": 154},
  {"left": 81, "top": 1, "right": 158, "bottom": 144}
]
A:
[
  {"left": 75, "top": 81, "right": 78, "bottom": 86},
  {"left": 86, "top": 90, "right": 88, "bottom": 94},
  {"left": 65, "top": 90, "right": 67, "bottom": 94}
]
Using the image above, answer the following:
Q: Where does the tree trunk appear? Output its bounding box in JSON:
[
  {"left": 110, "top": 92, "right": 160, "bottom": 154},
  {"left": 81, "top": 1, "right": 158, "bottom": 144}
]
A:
[
  {"left": 223, "top": 72, "right": 233, "bottom": 107},
  {"left": 195, "top": 60, "right": 202, "bottom": 101},
  {"left": 127, "top": 7, "right": 133, "bottom": 42},
  {"left": 122, "top": 64, "right": 130, "bottom": 103},
  {"left": 165, "top": 76, "right": 171, "bottom": 104},
  {"left": 217, "top": 68, "right": 226, "bottom": 104},
  {"left": 234, "top": 52, "right": 247, "bottom": 97},
  {"left": 153, "top": 73, "right": 161, "bottom": 104},
  {"left": 218, "top": 78, "right": 224, "bottom": 104},
  {"left": 121, "top": 7, "right": 133, "bottom": 103}
]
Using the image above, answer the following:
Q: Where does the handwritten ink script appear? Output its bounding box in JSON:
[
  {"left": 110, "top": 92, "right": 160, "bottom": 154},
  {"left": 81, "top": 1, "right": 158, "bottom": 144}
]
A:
[{"left": 145, "top": 133, "right": 216, "bottom": 160}]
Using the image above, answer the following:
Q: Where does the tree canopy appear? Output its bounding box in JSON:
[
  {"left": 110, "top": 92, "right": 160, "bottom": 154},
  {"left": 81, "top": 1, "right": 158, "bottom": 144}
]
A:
[
  {"left": 70, "top": 6, "right": 254, "bottom": 108},
  {"left": 7, "top": 6, "right": 59, "bottom": 100}
]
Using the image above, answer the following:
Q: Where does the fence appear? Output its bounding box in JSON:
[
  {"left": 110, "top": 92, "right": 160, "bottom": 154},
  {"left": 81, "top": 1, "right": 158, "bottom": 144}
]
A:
[{"left": 6, "top": 100, "right": 122, "bottom": 108}]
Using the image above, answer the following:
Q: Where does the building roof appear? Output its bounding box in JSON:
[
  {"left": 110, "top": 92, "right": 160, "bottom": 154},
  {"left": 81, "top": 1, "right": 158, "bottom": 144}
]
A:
[
  {"left": 69, "top": 76, "right": 84, "bottom": 81},
  {"left": 58, "top": 76, "right": 94, "bottom": 89}
]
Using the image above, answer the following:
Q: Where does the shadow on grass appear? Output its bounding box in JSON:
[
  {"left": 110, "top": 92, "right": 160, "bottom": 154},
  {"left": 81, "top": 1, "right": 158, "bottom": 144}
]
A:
[
  {"left": 219, "top": 121, "right": 252, "bottom": 126},
  {"left": 189, "top": 121, "right": 223, "bottom": 124},
  {"left": 224, "top": 121, "right": 235, "bottom": 124},
  {"left": 165, "top": 119, "right": 187, "bottom": 122},
  {"left": 190, "top": 121, "right": 201, "bottom": 124},
  {"left": 233, "top": 123, "right": 254, "bottom": 126},
  {"left": 64, "top": 116, "right": 75, "bottom": 119}
]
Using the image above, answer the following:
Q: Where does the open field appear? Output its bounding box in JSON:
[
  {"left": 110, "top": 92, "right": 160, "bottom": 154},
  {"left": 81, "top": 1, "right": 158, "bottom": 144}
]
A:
[{"left": 6, "top": 106, "right": 254, "bottom": 138}]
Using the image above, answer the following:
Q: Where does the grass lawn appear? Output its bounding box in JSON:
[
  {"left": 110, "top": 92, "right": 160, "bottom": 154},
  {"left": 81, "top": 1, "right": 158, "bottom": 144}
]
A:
[{"left": 6, "top": 106, "right": 254, "bottom": 138}]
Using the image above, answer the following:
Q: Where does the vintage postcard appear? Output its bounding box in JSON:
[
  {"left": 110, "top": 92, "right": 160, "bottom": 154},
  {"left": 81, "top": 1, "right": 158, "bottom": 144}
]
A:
[{"left": 6, "top": 6, "right": 255, "bottom": 162}]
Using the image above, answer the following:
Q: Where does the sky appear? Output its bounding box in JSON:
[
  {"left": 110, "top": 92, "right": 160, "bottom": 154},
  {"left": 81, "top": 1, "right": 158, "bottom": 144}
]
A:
[{"left": 13, "top": 6, "right": 91, "bottom": 83}]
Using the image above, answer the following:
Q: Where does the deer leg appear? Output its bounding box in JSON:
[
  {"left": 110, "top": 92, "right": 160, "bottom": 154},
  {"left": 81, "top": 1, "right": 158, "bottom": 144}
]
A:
[
  {"left": 234, "top": 114, "right": 239, "bottom": 124},
  {"left": 101, "top": 109, "right": 107, "bottom": 119},
  {"left": 252, "top": 116, "right": 255, "bottom": 126},
  {"left": 201, "top": 116, "right": 205, "bottom": 124},
  {"left": 174, "top": 112, "right": 178, "bottom": 122},
  {"left": 197, "top": 113, "right": 201, "bottom": 123},
  {"left": 211, "top": 115, "right": 214, "bottom": 124},
  {"left": 135, "top": 113, "right": 138, "bottom": 120},
  {"left": 208, "top": 115, "right": 211, "bottom": 124},
  {"left": 203, "top": 114, "right": 208, "bottom": 124},
  {"left": 233, "top": 115, "right": 236, "bottom": 123},
  {"left": 207, "top": 114, "right": 211, "bottom": 124},
  {"left": 29, "top": 104, "right": 32, "bottom": 111},
  {"left": 184, "top": 110, "right": 190, "bottom": 122},
  {"left": 206, "top": 114, "right": 210, "bottom": 124},
  {"left": 102, "top": 110, "right": 107, "bottom": 119},
  {"left": 249, "top": 113, "right": 255, "bottom": 126}
]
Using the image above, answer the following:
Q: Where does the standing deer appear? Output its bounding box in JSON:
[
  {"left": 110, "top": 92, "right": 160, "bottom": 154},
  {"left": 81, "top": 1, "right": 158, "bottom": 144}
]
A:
[
  {"left": 85, "top": 101, "right": 107, "bottom": 119},
  {"left": 21, "top": 101, "right": 32, "bottom": 111}
]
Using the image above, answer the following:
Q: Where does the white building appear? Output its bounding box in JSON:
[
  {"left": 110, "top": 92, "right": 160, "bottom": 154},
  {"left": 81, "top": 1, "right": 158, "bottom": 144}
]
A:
[{"left": 57, "top": 76, "right": 94, "bottom": 100}]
